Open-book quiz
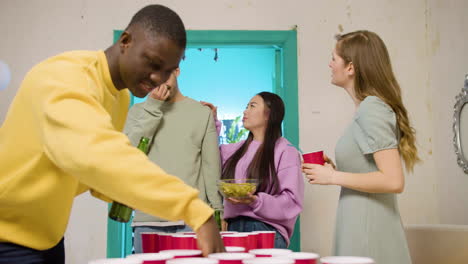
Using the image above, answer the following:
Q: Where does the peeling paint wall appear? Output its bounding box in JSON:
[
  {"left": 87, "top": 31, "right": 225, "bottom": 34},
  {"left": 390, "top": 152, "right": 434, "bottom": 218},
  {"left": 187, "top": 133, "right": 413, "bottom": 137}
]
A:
[
  {"left": 0, "top": 0, "right": 467, "bottom": 263},
  {"left": 427, "top": 0, "right": 468, "bottom": 225}
]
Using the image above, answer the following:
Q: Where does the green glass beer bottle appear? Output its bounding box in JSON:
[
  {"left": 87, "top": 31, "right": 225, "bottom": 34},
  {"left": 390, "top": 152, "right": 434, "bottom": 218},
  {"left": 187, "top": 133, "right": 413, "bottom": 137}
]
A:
[
  {"left": 108, "top": 136, "right": 150, "bottom": 222},
  {"left": 214, "top": 209, "right": 222, "bottom": 230}
]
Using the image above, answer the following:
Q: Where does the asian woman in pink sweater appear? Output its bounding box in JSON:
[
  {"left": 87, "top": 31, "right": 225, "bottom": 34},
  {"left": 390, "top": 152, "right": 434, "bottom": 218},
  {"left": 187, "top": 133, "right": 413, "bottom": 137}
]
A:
[{"left": 202, "top": 92, "right": 304, "bottom": 248}]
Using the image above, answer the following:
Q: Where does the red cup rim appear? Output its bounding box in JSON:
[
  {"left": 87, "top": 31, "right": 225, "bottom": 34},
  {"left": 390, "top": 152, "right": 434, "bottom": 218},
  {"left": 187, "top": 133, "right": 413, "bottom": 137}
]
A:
[
  {"left": 242, "top": 257, "right": 295, "bottom": 264},
  {"left": 248, "top": 249, "right": 292, "bottom": 256},
  {"left": 167, "top": 258, "right": 219, "bottom": 264},
  {"left": 223, "top": 234, "right": 249, "bottom": 237},
  {"left": 225, "top": 246, "right": 246, "bottom": 252},
  {"left": 208, "top": 253, "right": 255, "bottom": 260},
  {"left": 172, "top": 234, "right": 196, "bottom": 238},
  {"left": 286, "top": 252, "right": 320, "bottom": 259},
  {"left": 160, "top": 249, "right": 202, "bottom": 256},
  {"left": 127, "top": 253, "right": 174, "bottom": 260},
  {"left": 320, "top": 256, "right": 374, "bottom": 264}
]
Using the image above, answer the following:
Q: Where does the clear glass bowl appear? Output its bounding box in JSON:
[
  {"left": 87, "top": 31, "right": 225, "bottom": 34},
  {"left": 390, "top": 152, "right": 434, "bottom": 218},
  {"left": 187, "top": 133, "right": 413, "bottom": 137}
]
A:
[{"left": 217, "top": 179, "right": 258, "bottom": 199}]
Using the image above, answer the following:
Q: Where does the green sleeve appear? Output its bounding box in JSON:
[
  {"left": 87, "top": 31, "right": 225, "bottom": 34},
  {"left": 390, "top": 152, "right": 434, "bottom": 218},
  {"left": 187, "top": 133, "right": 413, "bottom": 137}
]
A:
[
  {"left": 353, "top": 96, "right": 399, "bottom": 154},
  {"left": 201, "top": 111, "right": 224, "bottom": 211},
  {"left": 124, "top": 97, "right": 165, "bottom": 147}
]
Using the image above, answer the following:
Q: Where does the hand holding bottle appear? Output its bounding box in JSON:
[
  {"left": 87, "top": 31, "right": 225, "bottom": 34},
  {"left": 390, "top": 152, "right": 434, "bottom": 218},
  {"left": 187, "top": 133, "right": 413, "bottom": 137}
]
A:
[{"left": 108, "top": 137, "right": 150, "bottom": 222}]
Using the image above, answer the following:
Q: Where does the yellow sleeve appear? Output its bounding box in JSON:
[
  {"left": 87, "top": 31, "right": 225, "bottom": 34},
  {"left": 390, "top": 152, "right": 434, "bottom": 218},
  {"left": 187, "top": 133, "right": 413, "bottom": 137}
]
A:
[
  {"left": 76, "top": 183, "right": 113, "bottom": 203},
  {"left": 90, "top": 189, "right": 113, "bottom": 203},
  {"left": 38, "top": 68, "right": 212, "bottom": 231}
]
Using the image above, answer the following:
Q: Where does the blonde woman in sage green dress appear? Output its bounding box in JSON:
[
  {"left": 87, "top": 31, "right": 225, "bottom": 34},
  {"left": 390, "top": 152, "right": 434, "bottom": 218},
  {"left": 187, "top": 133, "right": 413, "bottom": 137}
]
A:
[{"left": 302, "top": 30, "right": 420, "bottom": 264}]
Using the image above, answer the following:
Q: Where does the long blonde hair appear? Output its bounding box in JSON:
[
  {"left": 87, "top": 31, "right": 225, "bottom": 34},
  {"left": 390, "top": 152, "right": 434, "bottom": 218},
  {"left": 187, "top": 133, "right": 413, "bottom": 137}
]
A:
[{"left": 335, "top": 30, "right": 420, "bottom": 172}]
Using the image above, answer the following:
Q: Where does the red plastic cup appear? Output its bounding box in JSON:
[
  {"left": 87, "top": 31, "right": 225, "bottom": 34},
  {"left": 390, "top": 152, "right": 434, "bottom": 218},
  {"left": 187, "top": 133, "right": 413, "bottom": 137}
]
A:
[
  {"left": 320, "top": 256, "right": 374, "bottom": 264},
  {"left": 159, "top": 249, "right": 203, "bottom": 258},
  {"left": 172, "top": 234, "right": 197, "bottom": 250},
  {"left": 208, "top": 253, "right": 255, "bottom": 264},
  {"left": 222, "top": 234, "right": 248, "bottom": 248},
  {"left": 126, "top": 253, "right": 174, "bottom": 264},
  {"left": 141, "top": 232, "right": 160, "bottom": 253},
  {"left": 302, "top": 151, "right": 324, "bottom": 165},
  {"left": 158, "top": 234, "right": 173, "bottom": 251},
  {"left": 225, "top": 246, "right": 246, "bottom": 253},
  {"left": 286, "top": 252, "right": 320, "bottom": 264},
  {"left": 245, "top": 232, "right": 259, "bottom": 251},
  {"left": 248, "top": 249, "right": 292, "bottom": 258},
  {"left": 255, "top": 231, "right": 275, "bottom": 249},
  {"left": 242, "top": 258, "right": 294, "bottom": 264},
  {"left": 167, "top": 258, "right": 219, "bottom": 264}
]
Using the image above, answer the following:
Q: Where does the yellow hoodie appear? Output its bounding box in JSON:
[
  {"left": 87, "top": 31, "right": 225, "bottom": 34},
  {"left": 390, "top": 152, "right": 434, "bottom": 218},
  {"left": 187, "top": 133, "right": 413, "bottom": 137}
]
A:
[{"left": 0, "top": 50, "right": 213, "bottom": 250}]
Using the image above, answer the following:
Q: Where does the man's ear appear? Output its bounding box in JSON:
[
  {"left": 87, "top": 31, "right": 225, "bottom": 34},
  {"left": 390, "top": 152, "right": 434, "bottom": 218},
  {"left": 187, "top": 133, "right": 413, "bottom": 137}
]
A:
[
  {"left": 174, "top": 67, "right": 181, "bottom": 77},
  {"left": 119, "top": 31, "right": 132, "bottom": 53}
]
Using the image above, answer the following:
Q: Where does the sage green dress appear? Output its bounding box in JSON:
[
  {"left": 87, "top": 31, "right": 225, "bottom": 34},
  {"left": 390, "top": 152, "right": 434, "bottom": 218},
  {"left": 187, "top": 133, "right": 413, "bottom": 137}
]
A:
[{"left": 334, "top": 96, "right": 412, "bottom": 264}]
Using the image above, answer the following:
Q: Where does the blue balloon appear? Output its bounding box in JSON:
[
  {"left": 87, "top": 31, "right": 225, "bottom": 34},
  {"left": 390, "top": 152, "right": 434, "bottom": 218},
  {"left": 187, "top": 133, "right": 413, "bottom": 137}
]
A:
[{"left": 0, "top": 61, "right": 11, "bottom": 91}]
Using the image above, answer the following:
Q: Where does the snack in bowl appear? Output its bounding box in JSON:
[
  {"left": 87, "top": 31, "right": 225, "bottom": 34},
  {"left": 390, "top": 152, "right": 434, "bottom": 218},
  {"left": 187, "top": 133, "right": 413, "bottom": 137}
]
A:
[{"left": 217, "top": 179, "right": 258, "bottom": 199}]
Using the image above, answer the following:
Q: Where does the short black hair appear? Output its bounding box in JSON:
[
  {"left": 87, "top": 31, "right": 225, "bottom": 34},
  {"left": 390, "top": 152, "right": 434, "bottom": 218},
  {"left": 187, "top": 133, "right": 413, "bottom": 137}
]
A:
[{"left": 127, "top": 5, "right": 186, "bottom": 48}]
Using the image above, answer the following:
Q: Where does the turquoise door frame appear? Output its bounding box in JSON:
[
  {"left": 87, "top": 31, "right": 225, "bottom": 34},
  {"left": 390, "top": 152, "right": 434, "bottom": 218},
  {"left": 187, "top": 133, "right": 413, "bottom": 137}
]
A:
[{"left": 107, "top": 30, "right": 300, "bottom": 257}]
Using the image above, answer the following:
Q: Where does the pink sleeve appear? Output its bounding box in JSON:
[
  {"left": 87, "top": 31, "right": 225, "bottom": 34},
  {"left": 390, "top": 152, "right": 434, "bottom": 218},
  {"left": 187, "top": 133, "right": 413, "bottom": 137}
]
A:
[
  {"left": 219, "top": 141, "right": 245, "bottom": 166},
  {"left": 248, "top": 147, "right": 304, "bottom": 221}
]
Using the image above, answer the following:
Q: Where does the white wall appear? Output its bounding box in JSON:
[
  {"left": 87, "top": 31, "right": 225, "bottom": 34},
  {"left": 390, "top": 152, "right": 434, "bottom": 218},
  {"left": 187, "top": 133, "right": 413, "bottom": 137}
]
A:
[
  {"left": 64, "top": 193, "right": 108, "bottom": 263},
  {"left": 427, "top": 0, "right": 468, "bottom": 224},
  {"left": 1, "top": 0, "right": 467, "bottom": 263}
]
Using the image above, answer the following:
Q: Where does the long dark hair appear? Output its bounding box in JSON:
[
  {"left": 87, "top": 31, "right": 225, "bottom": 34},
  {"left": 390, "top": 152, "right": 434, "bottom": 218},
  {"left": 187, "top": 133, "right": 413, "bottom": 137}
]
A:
[{"left": 221, "top": 92, "right": 285, "bottom": 195}]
